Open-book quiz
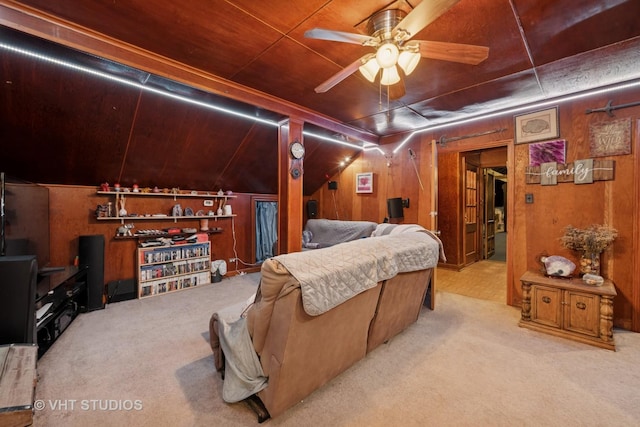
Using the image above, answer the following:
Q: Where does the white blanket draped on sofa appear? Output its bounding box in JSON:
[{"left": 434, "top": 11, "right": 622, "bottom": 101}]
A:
[
  {"left": 275, "top": 230, "right": 441, "bottom": 316},
  {"left": 215, "top": 225, "right": 443, "bottom": 403}
]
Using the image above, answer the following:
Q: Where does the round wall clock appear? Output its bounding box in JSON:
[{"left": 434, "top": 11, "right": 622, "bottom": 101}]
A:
[{"left": 289, "top": 141, "right": 305, "bottom": 159}]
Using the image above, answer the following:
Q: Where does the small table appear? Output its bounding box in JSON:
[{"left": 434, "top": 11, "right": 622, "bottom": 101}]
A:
[
  {"left": 0, "top": 344, "right": 37, "bottom": 426},
  {"left": 519, "top": 270, "right": 616, "bottom": 350}
]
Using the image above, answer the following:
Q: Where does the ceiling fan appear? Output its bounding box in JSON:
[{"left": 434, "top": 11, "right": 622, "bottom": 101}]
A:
[{"left": 304, "top": 0, "right": 489, "bottom": 99}]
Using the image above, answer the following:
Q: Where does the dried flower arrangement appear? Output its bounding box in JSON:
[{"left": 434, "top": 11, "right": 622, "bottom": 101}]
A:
[{"left": 560, "top": 224, "right": 618, "bottom": 254}]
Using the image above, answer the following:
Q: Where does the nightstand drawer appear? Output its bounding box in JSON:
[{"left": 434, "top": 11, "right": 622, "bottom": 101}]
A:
[
  {"left": 564, "top": 291, "right": 599, "bottom": 337},
  {"left": 532, "top": 285, "right": 561, "bottom": 328}
]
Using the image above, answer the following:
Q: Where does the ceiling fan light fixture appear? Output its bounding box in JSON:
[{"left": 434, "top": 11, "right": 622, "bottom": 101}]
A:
[
  {"left": 359, "top": 56, "right": 380, "bottom": 82},
  {"left": 380, "top": 66, "right": 401, "bottom": 86},
  {"left": 398, "top": 50, "right": 421, "bottom": 76},
  {"left": 375, "top": 42, "right": 399, "bottom": 69}
]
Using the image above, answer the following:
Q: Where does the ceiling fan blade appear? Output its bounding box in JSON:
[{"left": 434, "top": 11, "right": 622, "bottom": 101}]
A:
[
  {"left": 394, "top": 0, "right": 460, "bottom": 40},
  {"left": 314, "top": 57, "right": 365, "bottom": 93},
  {"left": 305, "top": 28, "right": 374, "bottom": 45},
  {"left": 387, "top": 77, "right": 406, "bottom": 100},
  {"left": 416, "top": 40, "right": 489, "bottom": 65}
]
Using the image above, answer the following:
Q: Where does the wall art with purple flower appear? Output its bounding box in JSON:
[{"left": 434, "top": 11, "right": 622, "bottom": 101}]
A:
[{"left": 529, "top": 139, "right": 566, "bottom": 166}]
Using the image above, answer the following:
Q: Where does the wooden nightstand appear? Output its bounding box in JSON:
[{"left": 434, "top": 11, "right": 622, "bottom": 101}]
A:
[{"left": 519, "top": 270, "right": 616, "bottom": 350}]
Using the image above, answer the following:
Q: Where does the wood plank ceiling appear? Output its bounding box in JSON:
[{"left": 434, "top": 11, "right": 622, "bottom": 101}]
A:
[{"left": 1, "top": 0, "right": 639, "bottom": 194}]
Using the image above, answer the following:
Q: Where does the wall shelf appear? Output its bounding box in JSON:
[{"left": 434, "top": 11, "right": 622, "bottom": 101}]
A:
[
  {"left": 113, "top": 228, "right": 224, "bottom": 240},
  {"left": 97, "top": 190, "right": 236, "bottom": 199},
  {"left": 97, "top": 214, "right": 235, "bottom": 222},
  {"left": 96, "top": 190, "right": 236, "bottom": 223}
]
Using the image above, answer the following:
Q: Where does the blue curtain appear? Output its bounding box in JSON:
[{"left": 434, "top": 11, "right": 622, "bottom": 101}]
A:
[{"left": 256, "top": 201, "right": 278, "bottom": 263}]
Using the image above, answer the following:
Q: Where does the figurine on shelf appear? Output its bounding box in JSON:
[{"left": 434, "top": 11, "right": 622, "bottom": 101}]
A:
[
  {"left": 132, "top": 184, "right": 140, "bottom": 193},
  {"left": 116, "top": 223, "right": 134, "bottom": 237},
  {"left": 114, "top": 183, "right": 121, "bottom": 192},
  {"left": 118, "top": 195, "right": 127, "bottom": 217},
  {"left": 100, "top": 182, "right": 110, "bottom": 192},
  {"left": 95, "top": 204, "right": 109, "bottom": 218}
]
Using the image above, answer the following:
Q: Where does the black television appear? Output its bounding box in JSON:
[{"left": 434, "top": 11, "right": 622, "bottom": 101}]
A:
[{"left": 0, "top": 172, "right": 51, "bottom": 271}]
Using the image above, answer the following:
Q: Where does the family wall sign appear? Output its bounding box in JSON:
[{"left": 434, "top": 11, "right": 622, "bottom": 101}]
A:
[{"left": 525, "top": 159, "right": 615, "bottom": 185}]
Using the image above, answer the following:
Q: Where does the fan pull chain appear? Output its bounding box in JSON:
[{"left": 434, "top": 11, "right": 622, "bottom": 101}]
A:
[{"left": 386, "top": 84, "right": 391, "bottom": 122}]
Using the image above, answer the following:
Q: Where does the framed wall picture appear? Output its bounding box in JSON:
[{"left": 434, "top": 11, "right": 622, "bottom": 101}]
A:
[
  {"left": 529, "top": 139, "right": 566, "bottom": 166},
  {"left": 589, "top": 117, "right": 632, "bottom": 157},
  {"left": 514, "top": 107, "right": 559, "bottom": 144},
  {"left": 355, "top": 172, "right": 373, "bottom": 193}
]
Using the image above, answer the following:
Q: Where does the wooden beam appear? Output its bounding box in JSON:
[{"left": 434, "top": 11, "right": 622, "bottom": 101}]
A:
[{"left": 278, "top": 119, "right": 304, "bottom": 254}]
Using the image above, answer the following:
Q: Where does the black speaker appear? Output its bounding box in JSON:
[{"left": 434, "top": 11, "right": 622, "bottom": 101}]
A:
[
  {"left": 0, "top": 255, "right": 38, "bottom": 344},
  {"left": 307, "top": 199, "right": 318, "bottom": 218},
  {"left": 387, "top": 197, "right": 404, "bottom": 219},
  {"left": 328, "top": 181, "right": 338, "bottom": 190},
  {"left": 79, "top": 235, "right": 105, "bottom": 311}
]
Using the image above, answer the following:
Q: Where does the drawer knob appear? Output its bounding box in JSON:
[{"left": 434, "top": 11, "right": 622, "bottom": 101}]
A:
[
  {"left": 542, "top": 296, "right": 551, "bottom": 304},
  {"left": 576, "top": 302, "right": 587, "bottom": 310}
]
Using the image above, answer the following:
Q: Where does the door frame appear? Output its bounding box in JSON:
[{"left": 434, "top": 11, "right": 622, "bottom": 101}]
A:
[{"left": 437, "top": 139, "right": 515, "bottom": 305}]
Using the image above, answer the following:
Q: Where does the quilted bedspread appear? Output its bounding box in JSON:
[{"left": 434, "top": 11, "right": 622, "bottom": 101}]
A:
[{"left": 273, "top": 230, "right": 441, "bottom": 316}]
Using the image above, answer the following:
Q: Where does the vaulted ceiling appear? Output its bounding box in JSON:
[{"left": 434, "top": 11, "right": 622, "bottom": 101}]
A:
[{"left": 1, "top": 0, "right": 639, "bottom": 195}]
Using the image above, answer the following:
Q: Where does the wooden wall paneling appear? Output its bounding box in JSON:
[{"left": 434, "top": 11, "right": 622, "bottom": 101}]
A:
[
  {"left": 352, "top": 163, "right": 367, "bottom": 222},
  {"left": 400, "top": 147, "right": 421, "bottom": 224},
  {"left": 505, "top": 140, "right": 516, "bottom": 306},
  {"left": 340, "top": 165, "right": 355, "bottom": 221},
  {"left": 634, "top": 119, "right": 640, "bottom": 332},
  {"left": 479, "top": 147, "right": 507, "bottom": 167},
  {"left": 319, "top": 184, "right": 334, "bottom": 220},
  {"left": 371, "top": 151, "right": 391, "bottom": 222},
  {"left": 47, "top": 185, "right": 257, "bottom": 289},
  {"left": 414, "top": 136, "right": 434, "bottom": 228},
  {"left": 306, "top": 91, "right": 640, "bottom": 331}
]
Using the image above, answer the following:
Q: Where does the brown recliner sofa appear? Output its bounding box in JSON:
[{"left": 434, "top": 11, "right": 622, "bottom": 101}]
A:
[{"left": 210, "top": 226, "right": 442, "bottom": 421}]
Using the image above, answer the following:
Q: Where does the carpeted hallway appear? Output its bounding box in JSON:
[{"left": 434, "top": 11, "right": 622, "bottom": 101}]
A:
[{"left": 34, "top": 272, "right": 640, "bottom": 426}]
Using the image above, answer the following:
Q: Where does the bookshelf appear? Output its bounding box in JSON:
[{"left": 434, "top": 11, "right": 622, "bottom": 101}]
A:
[{"left": 137, "top": 240, "right": 211, "bottom": 298}]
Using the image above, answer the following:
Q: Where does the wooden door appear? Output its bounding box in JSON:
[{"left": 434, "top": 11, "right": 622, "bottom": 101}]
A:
[
  {"left": 464, "top": 160, "right": 479, "bottom": 265},
  {"left": 484, "top": 170, "right": 496, "bottom": 259}
]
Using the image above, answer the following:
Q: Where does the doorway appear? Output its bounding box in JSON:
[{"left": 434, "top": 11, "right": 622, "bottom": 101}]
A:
[
  {"left": 437, "top": 145, "right": 508, "bottom": 304},
  {"left": 488, "top": 169, "right": 507, "bottom": 263},
  {"left": 251, "top": 196, "right": 278, "bottom": 264}
]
